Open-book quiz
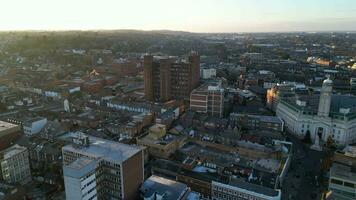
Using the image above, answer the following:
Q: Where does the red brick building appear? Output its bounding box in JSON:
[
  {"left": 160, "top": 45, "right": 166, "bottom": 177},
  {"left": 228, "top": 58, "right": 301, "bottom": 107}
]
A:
[{"left": 144, "top": 52, "right": 200, "bottom": 102}]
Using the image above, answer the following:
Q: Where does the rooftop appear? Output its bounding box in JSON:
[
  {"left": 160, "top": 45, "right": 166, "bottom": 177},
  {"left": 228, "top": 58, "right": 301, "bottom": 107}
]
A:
[
  {"left": 24, "top": 117, "right": 46, "bottom": 124},
  {"left": 0, "top": 144, "right": 27, "bottom": 160},
  {"left": 214, "top": 178, "right": 281, "bottom": 197},
  {"left": 280, "top": 94, "right": 356, "bottom": 120},
  {"left": 62, "top": 132, "right": 142, "bottom": 163},
  {"left": 63, "top": 157, "right": 97, "bottom": 179},
  {"left": 230, "top": 113, "right": 283, "bottom": 124},
  {"left": 140, "top": 175, "right": 188, "bottom": 199},
  {"left": 330, "top": 162, "right": 356, "bottom": 182},
  {"left": 0, "top": 121, "right": 19, "bottom": 133}
]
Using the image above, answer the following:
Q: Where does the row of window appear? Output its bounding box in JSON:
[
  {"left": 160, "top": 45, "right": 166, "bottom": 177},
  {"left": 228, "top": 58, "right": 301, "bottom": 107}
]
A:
[{"left": 331, "top": 178, "right": 356, "bottom": 188}]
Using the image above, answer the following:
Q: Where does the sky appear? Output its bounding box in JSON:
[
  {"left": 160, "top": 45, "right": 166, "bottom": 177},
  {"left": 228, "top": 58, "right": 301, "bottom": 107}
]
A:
[{"left": 1, "top": 0, "right": 356, "bottom": 32}]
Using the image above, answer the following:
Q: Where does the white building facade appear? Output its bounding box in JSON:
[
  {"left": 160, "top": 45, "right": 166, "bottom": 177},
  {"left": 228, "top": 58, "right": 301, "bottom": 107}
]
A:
[
  {"left": 276, "top": 78, "right": 356, "bottom": 146},
  {"left": 23, "top": 117, "right": 47, "bottom": 136},
  {"left": 201, "top": 68, "right": 216, "bottom": 79},
  {"left": 63, "top": 158, "right": 97, "bottom": 200}
]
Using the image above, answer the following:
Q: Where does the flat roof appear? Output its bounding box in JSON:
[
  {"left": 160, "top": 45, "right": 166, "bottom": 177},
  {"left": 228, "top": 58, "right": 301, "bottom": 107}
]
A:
[
  {"left": 141, "top": 175, "right": 188, "bottom": 199},
  {"left": 0, "top": 121, "right": 19, "bottom": 132},
  {"left": 215, "top": 178, "right": 280, "bottom": 197},
  {"left": 63, "top": 157, "right": 97, "bottom": 179},
  {"left": 0, "top": 144, "right": 27, "bottom": 160},
  {"left": 24, "top": 117, "right": 46, "bottom": 124},
  {"left": 330, "top": 162, "right": 356, "bottom": 182},
  {"left": 230, "top": 113, "right": 283, "bottom": 124},
  {"left": 62, "top": 132, "right": 142, "bottom": 163}
]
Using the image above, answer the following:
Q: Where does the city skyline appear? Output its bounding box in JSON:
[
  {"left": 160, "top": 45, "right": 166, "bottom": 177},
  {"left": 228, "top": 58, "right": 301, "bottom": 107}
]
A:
[{"left": 1, "top": 0, "right": 356, "bottom": 32}]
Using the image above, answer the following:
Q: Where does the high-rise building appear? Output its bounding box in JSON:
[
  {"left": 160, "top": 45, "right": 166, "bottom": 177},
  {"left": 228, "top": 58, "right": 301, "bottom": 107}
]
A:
[
  {"left": 0, "top": 144, "right": 31, "bottom": 185},
  {"left": 62, "top": 132, "right": 144, "bottom": 200},
  {"left": 144, "top": 52, "right": 200, "bottom": 102},
  {"left": 63, "top": 158, "right": 98, "bottom": 200},
  {"left": 190, "top": 81, "right": 224, "bottom": 117}
]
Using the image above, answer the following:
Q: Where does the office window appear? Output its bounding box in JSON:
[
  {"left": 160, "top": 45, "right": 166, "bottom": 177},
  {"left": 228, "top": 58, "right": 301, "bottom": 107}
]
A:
[
  {"left": 331, "top": 178, "right": 343, "bottom": 185},
  {"left": 344, "top": 181, "right": 355, "bottom": 188}
]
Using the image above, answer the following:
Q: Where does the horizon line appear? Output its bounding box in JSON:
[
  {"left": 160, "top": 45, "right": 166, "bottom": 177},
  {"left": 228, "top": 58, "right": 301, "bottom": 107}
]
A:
[{"left": 1, "top": 28, "right": 356, "bottom": 34}]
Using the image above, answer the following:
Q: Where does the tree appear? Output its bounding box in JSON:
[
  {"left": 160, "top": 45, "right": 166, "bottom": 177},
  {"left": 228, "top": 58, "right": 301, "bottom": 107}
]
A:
[{"left": 326, "top": 135, "right": 335, "bottom": 148}]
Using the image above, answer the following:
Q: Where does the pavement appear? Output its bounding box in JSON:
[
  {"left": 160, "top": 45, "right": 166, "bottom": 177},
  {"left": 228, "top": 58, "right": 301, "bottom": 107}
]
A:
[{"left": 282, "top": 133, "right": 327, "bottom": 200}]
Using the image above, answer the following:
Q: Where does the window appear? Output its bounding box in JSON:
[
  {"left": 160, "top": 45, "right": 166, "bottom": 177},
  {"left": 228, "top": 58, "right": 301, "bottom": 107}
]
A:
[
  {"left": 331, "top": 178, "right": 343, "bottom": 185},
  {"left": 344, "top": 181, "right": 355, "bottom": 188},
  {"left": 343, "top": 191, "right": 355, "bottom": 198}
]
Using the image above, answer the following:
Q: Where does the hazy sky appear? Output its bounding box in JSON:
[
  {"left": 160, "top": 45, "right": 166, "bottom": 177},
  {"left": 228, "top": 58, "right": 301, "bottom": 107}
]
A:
[{"left": 1, "top": 0, "right": 356, "bottom": 32}]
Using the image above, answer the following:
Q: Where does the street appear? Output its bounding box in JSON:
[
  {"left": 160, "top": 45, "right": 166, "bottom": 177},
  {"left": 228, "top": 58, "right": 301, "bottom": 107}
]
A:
[{"left": 282, "top": 134, "right": 327, "bottom": 200}]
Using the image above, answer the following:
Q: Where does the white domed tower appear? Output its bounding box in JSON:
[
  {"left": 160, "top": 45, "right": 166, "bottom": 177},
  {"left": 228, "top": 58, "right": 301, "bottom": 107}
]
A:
[
  {"left": 317, "top": 77, "right": 333, "bottom": 117},
  {"left": 64, "top": 99, "right": 70, "bottom": 113}
]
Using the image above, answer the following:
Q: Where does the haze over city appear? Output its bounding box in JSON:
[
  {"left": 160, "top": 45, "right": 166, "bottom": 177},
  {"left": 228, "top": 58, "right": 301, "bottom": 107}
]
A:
[
  {"left": 1, "top": 1, "right": 356, "bottom": 200},
  {"left": 1, "top": 0, "right": 356, "bottom": 32}
]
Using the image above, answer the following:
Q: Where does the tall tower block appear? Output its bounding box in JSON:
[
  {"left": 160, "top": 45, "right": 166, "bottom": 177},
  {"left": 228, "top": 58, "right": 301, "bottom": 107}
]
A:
[{"left": 144, "top": 55, "right": 154, "bottom": 101}]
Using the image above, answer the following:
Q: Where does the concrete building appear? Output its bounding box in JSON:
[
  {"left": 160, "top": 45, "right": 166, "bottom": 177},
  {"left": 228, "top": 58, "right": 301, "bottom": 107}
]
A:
[
  {"left": 151, "top": 139, "right": 292, "bottom": 199},
  {"left": 276, "top": 78, "right": 356, "bottom": 146},
  {"left": 201, "top": 68, "right": 216, "bottom": 79},
  {"left": 144, "top": 52, "right": 200, "bottom": 102},
  {"left": 350, "top": 78, "right": 356, "bottom": 87},
  {"left": 0, "top": 121, "right": 21, "bottom": 151},
  {"left": 23, "top": 117, "right": 47, "bottom": 136},
  {"left": 63, "top": 158, "right": 98, "bottom": 200},
  {"left": 62, "top": 132, "right": 144, "bottom": 200},
  {"left": 212, "top": 179, "right": 281, "bottom": 200},
  {"left": 140, "top": 175, "right": 190, "bottom": 200},
  {"left": 0, "top": 145, "right": 31, "bottom": 184},
  {"left": 190, "top": 81, "right": 224, "bottom": 117},
  {"left": 230, "top": 113, "right": 284, "bottom": 132},
  {"left": 137, "top": 124, "right": 187, "bottom": 159},
  {"left": 266, "top": 82, "right": 301, "bottom": 112},
  {"left": 328, "top": 145, "right": 356, "bottom": 199}
]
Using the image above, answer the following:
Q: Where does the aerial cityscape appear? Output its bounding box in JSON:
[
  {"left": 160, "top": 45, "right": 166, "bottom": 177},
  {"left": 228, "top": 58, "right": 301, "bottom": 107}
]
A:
[{"left": 1, "top": 1, "right": 356, "bottom": 200}]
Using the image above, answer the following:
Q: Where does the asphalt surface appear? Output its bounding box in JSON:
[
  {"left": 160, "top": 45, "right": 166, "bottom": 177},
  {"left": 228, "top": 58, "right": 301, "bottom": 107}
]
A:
[{"left": 282, "top": 133, "right": 326, "bottom": 200}]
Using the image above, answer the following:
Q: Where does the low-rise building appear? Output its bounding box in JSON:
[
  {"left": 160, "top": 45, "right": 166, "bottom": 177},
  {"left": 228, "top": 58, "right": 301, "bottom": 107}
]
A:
[
  {"left": 151, "top": 140, "right": 292, "bottom": 199},
  {"left": 0, "top": 121, "right": 21, "bottom": 151},
  {"left": 140, "top": 175, "right": 191, "bottom": 200},
  {"left": 137, "top": 124, "right": 187, "bottom": 159},
  {"left": 212, "top": 179, "right": 281, "bottom": 200},
  {"left": 190, "top": 81, "right": 224, "bottom": 117},
  {"left": 23, "top": 117, "right": 47, "bottom": 136},
  {"left": 0, "top": 183, "right": 26, "bottom": 200},
  {"left": 201, "top": 68, "right": 216, "bottom": 79},
  {"left": 230, "top": 113, "right": 284, "bottom": 132}
]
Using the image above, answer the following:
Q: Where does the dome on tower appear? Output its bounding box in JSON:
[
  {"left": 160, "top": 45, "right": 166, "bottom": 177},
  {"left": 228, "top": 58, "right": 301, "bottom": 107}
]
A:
[{"left": 323, "top": 77, "right": 333, "bottom": 85}]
